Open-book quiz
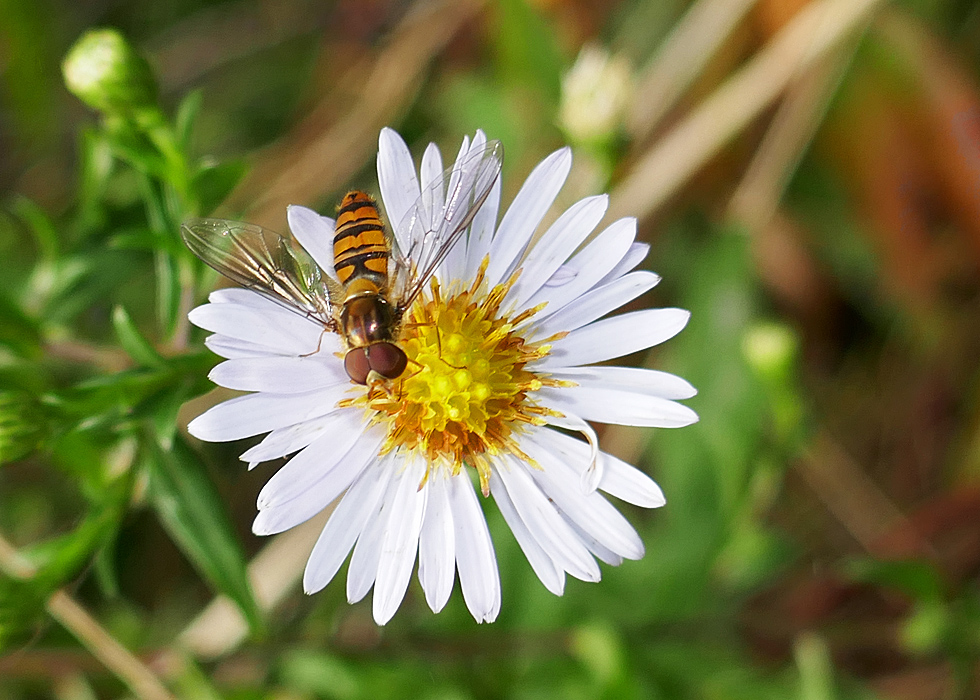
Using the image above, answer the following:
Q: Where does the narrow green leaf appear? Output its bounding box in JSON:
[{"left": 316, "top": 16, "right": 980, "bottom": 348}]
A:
[
  {"left": 146, "top": 381, "right": 196, "bottom": 450},
  {"left": 145, "top": 435, "right": 262, "bottom": 635},
  {"left": 109, "top": 226, "right": 182, "bottom": 254},
  {"left": 846, "top": 558, "right": 945, "bottom": 602},
  {"left": 155, "top": 248, "right": 181, "bottom": 336},
  {"left": 104, "top": 122, "right": 168, "bottom": 177},
  {"left": 21, "top": 485, "right": 128, "bottom": 585},
  {"left": 175, "top": 89, "right": 204, "bottom": 153},
  {"left": 0, "top": 292, "right": 41, "bottom": 358},
  {"left": 11, "top": 196, "right": 59, "bottom": 261},
  {"left": 76, "top": 127, "right": 114, "bottom": 233},
  {"left": 0, "top": 486, "right": 128, "bottom": 652},
  {"left": 112, "top": 305, "right": 163, "bottom": 367},
  {"left": 0, "top": 576, "right": 46, "bottom": 652}
]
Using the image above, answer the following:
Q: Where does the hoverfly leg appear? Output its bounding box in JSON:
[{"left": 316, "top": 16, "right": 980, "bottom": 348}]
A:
[
  {"left": 300, "top": 326, "right": 330, "bottom": 358},
  {"left": 432, "top": 324, "right": 465, "bottom": 370}
]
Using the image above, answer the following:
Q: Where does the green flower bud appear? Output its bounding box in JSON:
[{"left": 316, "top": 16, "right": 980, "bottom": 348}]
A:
[
  {"left": 0, "top": 391, "right": 46, "bottom": 464},
  {"left": 62, "top": 29, "right": 157, "bottom": 115},
  {"left": 742, "top": 322, "right": 805, "bottom": 443},
  {"left": 741, "top": 322, "right": 798, "bottom": 387}
]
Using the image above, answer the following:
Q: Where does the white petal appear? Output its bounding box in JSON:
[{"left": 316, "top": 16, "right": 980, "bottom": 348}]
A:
[
  {"left": 304, "top": 464, "right": 392, "bottom": 594},
  {"left": 485, "top": 147, "right": 572, "bottom": 288},
  {"left": 598, "top": 241, "right": 649, "bottom": 287},
  {"left": 209, "top": 355, "right": 347, "bottom": 394},
  {"left": 507, "top": 195, "right": 608, "bottom": 309},
  {"left": 544, "top": 413, "right": 601, "bottom": 494},
  {"left": 601, "top": 457, "right": 666, "bottom": 508},
  {"left": 208, "top": 287, "right": 281, "bottom": 308},
  {"left": 531, "top": 271, "right": 660, "bottom": 340},
  {"left": 251, "top": 431, "right": 381, "bottom": 536},
  {"left": 187, "top": 388, "right": 344, "bottom": 442},
  {"left": 490, "top": 472, "right": 565, "bottom": 595},
  {"left": 524, "top": 218, "right": 637, "bottom": 321},
  {"left": 377, "top": 127, "right": 421, "bottom": 253},
  {"left": 448, "top": 472, "right": 500, "bottom": 623},
  {"left": 562, "top": 514, "right": 624, "bottom": 566},
  {"left": 189, "top": 301, "right": 325, "bottom": 356},
  {"left": 255, "top": 415, "right": 376, "bottom": 508},
  {"left": 347, "top": 457, "right": 399, "bottom": 603},
  {"left": 205, "top": 334, "right": 283, "bottom": 360},
  {"left": 418, "top": 474, "right": 456, "bottom": 613},
  {"left": 521, "top": 430, "right": 645, "bottom": 560},
  {"left": 464, "top": 172, "right": 501, "bottom": 280},
  {"left": 287, "top": 205, "right": 338, "bottom": 279},
  {"left": 538, "top": 308, "right": 690, "bottom": 369},
  {"left": 532, "top": 427, "right": 666, "bottom": 508},
  {"left": 420, "top": 142, "right": 445, "bottom": 233},
  {"left": 495, "top": 456, "right": 600, "bottom": 582},
  {"left": 546, "top": 366, "right": 697, "bottom": 401},
  {"left": 240, "top": 410, "right": 357, "bottom": 467},
  {"left": 373, "top": 458, "right": 428, "bottom": 625},
  {"left": 538, "top": 384, "right": 698, "bottom": 428}
]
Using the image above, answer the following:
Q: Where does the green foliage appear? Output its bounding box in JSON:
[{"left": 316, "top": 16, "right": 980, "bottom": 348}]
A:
[{"left": 0, "top": 20, "right": 258, "bottom": 670}]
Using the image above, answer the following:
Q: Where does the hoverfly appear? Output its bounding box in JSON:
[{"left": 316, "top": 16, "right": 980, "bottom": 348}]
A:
[{"left": 181, "top": 139, "right": 503, "bottom": 386}]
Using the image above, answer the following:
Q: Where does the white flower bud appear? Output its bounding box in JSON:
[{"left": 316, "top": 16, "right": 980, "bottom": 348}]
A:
[{"left": 559, "top": 45, "right": 634, "bottom": 146}]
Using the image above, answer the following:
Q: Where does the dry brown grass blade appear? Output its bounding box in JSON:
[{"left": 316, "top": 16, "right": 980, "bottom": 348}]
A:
[
  {"left": 226, "top": 0, "right": 485, "bottom": 233},
  {"left": 727, "top": 35, "right": 860, "bottom": 232},
  {"left": 800, "top": 433, "right": 934, "bottom": 556},
  {"left": 609, "top": 0, "right": 886, "bottom": 224},
  {"left": 628, "top": 0, "right": 759, "bottom": 141}
]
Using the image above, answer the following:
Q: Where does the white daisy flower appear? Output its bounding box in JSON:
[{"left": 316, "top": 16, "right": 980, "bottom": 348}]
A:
[{"left": 184, "top": 127, "right": 698, "bottom": 625}]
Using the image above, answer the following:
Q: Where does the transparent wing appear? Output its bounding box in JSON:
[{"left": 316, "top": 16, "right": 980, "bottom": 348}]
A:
[
  {"left": 389, "top": 140, "right": 503, "bottom": 312},
  {"left": 181, "top": 218, "right": 340, "bottom": 326}
]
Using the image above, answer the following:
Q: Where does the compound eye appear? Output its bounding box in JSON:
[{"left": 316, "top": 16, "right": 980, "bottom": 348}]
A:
[
  {"left": 368, "top": 342, "right": 408, "bottom": 379},
  {"left": 344, "top": 347, "right": 371, "bottom": 385}
]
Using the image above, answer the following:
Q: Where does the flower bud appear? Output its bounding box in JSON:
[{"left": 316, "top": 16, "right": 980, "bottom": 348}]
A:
[
  {"left": 741, "top": 322, "right": 798, "bottom": 387},
  {"left": 558, "top": 45, "right": 633, "bottom": 146},
  {"left": 62, "top": 29, "right": 157, "bottom": 115},
  {"left": 742, "top": 322, "right": 805, "bottom": 442}
]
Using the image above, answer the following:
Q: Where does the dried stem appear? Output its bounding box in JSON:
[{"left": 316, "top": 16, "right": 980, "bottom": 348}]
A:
[
  {"left": 727, "top": 34, "right": 861, "bottom": 231},
  {"left": 628, "top": 0, "right": 759, "bottom": 140},
  {"left": 799, "top": 433, "right": 936, "bottom": 557}
]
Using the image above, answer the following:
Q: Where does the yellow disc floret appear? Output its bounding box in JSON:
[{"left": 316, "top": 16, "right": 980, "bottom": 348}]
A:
[{"left": 348, "top": 260, "right": 564, "bottom": 495}]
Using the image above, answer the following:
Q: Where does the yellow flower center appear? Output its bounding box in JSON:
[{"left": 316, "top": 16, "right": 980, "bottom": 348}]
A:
[{"left": 347, "top": 261, "right": 563, "bottom": 495}]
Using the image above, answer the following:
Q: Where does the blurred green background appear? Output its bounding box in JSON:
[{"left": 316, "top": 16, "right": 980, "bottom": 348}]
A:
[{"left": 4, "top": 0, "right": 980, "bottom": 698}]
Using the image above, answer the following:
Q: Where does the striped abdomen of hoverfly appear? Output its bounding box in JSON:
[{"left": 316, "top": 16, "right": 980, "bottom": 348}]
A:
[
  {"left": 334, "top": 191, "right": 407, "bottom": 384},
  {"left": 334, "top": 191, "right": 389, "bottom": 288}
]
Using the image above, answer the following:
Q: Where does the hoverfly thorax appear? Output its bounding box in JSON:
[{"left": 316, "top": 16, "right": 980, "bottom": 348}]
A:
[{"left": 340, "top": 292, "right": 396, "bottom": 347}]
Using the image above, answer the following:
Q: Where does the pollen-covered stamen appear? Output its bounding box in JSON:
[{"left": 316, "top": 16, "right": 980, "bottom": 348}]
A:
[{"left": 356, "top": 259, "right": 554, "bottom": 495}]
